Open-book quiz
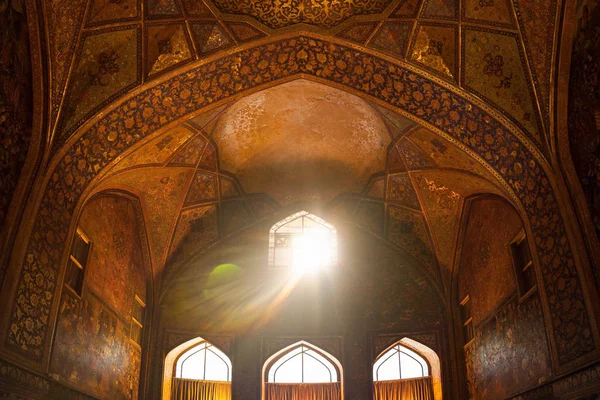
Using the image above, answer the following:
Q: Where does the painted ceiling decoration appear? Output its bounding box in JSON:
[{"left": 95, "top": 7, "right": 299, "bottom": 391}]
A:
[
  {"left": 43, "top": 0, "right": 559, "bottom": 158},
  {"left": 9, "top": 0, "right": 596, "bottom": 377},
  {"left": 11, "top": 35, "right": 592, "bottom": 367},
  {"left": 210, "top": 0, "right": 394, "bottom": 29},
  {"left": 76, "top": 79, "right": 512, "bottom": 299}
]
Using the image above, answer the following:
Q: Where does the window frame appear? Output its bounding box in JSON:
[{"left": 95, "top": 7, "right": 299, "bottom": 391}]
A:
[
  {"left": 268, "top": 211, "right": 337, "bottom": 270},
  {"left": 264, "top": 343, "right": 341, "bottom": 384},
  {"left": 509, "top": 229, "right": 537, "bottom": 300},
  {"left": 373, "top": 344, "right": 430, "bottom": 382},
  {"left": 130, "top": 295, "right": 146, "bottom": 347},
  {"left": 460, "top": 295, "right": 474, "bottom": 348},
  {"left": 267, "top": 344, "right": 338, "bottom": 384},
  {"left": 64, "top": 228, "right": 92, "bottom": 297},
  {"left": 173, "top": 340, "right": 232, "bottom": 382}
]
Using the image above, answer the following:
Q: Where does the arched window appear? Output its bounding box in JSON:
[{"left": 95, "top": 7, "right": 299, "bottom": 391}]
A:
[
  {"left": 373, "top": 344, "right": 429, "bottom": 381},
  {"left": 164, "top": 338, "right": 232, "bottom": 400},
  {"left": 175, "top": 341, "right": 232, "bottom": 382},
  {"left": 268, "top": 345, "right": 338, "bottom": 383},
  {"left": 263, "top": 341, "right": 342, "bottom": 400},
  {"left": 268, "top": 211, "right": 337, "bottom": 273},
  {"left": 373, "top": 339, "right": 441, "bottom": 400}
]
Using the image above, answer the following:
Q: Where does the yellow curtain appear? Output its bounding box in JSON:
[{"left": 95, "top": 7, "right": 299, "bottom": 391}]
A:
[
  {"left": 265, "top": 382, "right": 341, "bottom": 400},
  {"left": 172, "top": 378, "right": 231, "bottom": 400},
  {"left": 373, "top": 377, "right": 434, "bottom": 400}
]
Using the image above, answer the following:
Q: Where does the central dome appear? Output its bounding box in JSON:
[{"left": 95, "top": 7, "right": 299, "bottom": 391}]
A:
[{"left": 207, "top": 79, "right": 392, "bottom": 205}]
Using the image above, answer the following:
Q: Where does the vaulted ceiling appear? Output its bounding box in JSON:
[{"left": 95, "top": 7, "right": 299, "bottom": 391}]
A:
[
  {"left": 40, "top": 0, "right": 563, "bottom": 292},
  {"left": 88, "top": 79, "right": 509, "bottom": 296},
  {"left": 46, "top": 0, "right": 558, "bottom": 157}
]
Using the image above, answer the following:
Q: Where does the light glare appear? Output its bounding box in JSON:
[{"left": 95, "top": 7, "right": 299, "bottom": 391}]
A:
[{"left": 291, "top": 232, "right": 331, "bottom": 274}]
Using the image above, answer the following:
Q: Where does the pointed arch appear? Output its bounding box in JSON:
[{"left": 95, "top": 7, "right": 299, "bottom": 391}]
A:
[
  {"left": 373, "top": 338, "right": 442, "bottom": 400},
  {"left": 268, "top": 211, "right": 338, "bottom": 271},
  {"left": 3, "top": 33, "right": 597, "bottom": 374},
  {"left": 262, "top": 340, "right": 344, "bottom": 400},
  {"left": 163, "top": 337, "right": 232, "bottom": 400}
]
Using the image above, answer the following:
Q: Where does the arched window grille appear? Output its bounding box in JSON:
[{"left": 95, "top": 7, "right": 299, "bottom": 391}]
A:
[
  {"left": 373, "top": 344, "right": 429, "bottom": 381},
  {"left": 267, "top": 344, "right": 339, "bottom": 384},
  {"left": 175, "top": 341, "right": 232, "bottom": 382},
  {"left": 268, "top": 211, "right": 337, "bottom": 270}
]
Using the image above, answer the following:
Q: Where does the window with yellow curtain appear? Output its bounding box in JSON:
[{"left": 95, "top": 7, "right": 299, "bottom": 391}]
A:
[
  {"left": 172, "top": 341, "right": 232, "bottom": 400},
  {"left": 264, "top": 343, "right": 341, "bottom": 400},
  {"left": 373, "top": 344, "right": 433, "bottom": 400}
]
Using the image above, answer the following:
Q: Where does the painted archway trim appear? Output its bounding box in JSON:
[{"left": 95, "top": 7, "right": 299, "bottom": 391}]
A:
[{"left": 2, "top": 34, "right": 596, "bottom": 370}]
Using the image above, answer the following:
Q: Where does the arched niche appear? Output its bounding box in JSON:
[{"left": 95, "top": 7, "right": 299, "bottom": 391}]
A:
[{"left": 261, "top": 340, "right": 344, "bottom": 400}]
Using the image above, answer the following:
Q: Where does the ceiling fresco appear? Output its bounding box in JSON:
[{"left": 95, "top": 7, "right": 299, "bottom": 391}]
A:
[
  {"left": 42, "top": 0, "right": 560, "bottom": 157},
  {"left": 12, "top": 0, "right": 596, "bottom": 373}
]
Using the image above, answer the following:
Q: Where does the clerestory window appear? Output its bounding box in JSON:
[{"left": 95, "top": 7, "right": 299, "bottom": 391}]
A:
[{"left": 268, "top": 211, "right": 337, "bottom": 273}]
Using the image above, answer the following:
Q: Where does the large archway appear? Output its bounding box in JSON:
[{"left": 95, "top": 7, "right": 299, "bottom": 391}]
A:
[{"left": 1, "top": 34, "right": 597, "bottom": 385}]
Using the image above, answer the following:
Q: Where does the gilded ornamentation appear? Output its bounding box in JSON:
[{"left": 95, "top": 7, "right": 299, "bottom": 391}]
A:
[
  {"left": 47, "top": 0, "right": 87, "bottom": 127},
  {"left": 410, "top": 23, "right": 457, "bottom": 79},
  {"left": 57, "top": 26, "right": 141, "bottom": 148},
  {"left": 463, "top": 27, "right": 543, "bottom": 150},
  {"left": 185, "top": 172, "right": 218, "bottom": 204},
  {"left": 464, "top": 0, "right": 514, "bottom": 28},
  {"left": 147, "top": 24, "right": 193, "bottom": 77},
  {"left": 191, "top": 22, "right": 233, "bottom": 55},
  {"left": 7, "top": 36, "right": 593, "bottom": 366},
  {"left": 212, "top": 0, "right": 392, "bottom": 29},
  {"left": 397, "top": 138, "right": 436, "bottom": 170},
  {"left": 387, "top": 173, "right": 421, "bottom": 210},
  {"left": 167, "top": 134, "right": 206, "bottom": 166},
  {"left": 513, "top": 0, "right": 558, "bottom": 118}
]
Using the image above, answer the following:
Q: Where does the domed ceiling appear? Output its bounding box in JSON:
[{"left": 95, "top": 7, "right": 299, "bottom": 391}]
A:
[
  {"left": 209, "top": 79, "right": 391, "bottom": 205},
  {"left": 35, "top": 0, "right": 563, "bottom": 292},
  {"left": 93, "top": 79, "right": 508, "bottom": 293}
]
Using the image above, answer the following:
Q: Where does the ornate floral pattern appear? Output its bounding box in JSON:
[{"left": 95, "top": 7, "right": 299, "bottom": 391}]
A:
[
  {"left": 7, "top": 36, "right": 593, "bottom": 367},
  {"left": 212, "top": 0, "right": 392, "bottom": 29}
]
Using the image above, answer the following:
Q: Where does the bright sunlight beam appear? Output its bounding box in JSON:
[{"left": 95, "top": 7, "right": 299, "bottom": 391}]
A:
[{"left": 291, "top": 231, "right": 332, "bottom": 275}]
